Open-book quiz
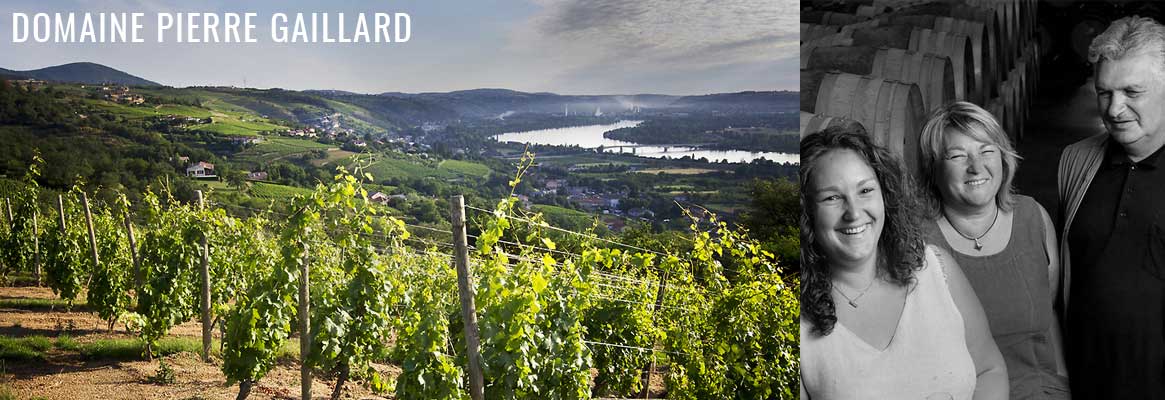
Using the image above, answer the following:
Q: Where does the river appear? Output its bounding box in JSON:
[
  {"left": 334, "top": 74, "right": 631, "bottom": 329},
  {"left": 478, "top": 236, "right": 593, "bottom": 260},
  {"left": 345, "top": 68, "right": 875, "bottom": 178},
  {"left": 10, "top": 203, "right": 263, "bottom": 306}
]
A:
[{"left": 492, "top": 120, "right": 798, "bottom": 164}]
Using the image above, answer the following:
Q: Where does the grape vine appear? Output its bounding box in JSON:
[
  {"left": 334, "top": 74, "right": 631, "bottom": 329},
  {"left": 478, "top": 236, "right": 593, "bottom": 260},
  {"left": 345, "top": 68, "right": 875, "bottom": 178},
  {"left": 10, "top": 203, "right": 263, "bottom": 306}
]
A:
[
  {"left": 1, "top": 152, "right": 799, "bottom": 399},
  {"left": 43, "top": 184, "right": 88, "bottom": 307}
]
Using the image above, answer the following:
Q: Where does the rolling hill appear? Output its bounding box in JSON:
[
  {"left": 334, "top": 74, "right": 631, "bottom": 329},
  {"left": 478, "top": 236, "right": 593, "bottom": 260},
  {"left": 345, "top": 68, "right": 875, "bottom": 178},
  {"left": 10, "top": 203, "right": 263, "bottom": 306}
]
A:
[
  {"left": 0, "top": 62, "right": 160, "bottom": 86},
  {"left": 2, "top": 62, "right": 794, "bottom": 140}
]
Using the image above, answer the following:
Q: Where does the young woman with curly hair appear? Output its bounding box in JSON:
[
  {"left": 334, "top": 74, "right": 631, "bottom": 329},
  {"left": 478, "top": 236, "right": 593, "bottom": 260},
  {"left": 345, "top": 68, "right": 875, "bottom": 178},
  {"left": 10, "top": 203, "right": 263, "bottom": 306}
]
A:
[{"left": 799, "top": 126, "right": 1007, "bottom": 400}]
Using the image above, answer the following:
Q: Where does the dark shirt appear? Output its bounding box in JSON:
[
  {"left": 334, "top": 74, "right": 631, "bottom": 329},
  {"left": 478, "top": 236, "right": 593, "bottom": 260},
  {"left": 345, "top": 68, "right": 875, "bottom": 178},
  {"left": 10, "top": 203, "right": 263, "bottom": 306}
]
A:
[{"left": 1066, "top": 140, "right": 1165, "bottom": 398}]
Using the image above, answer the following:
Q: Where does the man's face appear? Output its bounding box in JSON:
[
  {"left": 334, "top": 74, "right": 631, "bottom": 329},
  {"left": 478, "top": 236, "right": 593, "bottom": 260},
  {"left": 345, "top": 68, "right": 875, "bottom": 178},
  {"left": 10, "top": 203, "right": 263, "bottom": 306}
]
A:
[{"left": 1096, "top": 50, "right": 1165, "bottom": 159}]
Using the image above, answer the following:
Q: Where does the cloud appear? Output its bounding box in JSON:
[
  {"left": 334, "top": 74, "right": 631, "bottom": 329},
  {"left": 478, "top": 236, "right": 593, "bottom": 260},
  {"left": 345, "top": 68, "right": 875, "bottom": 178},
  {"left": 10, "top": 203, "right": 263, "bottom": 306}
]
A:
[{"left": 504, "top": 0, "right": 798, "bottom": 93}]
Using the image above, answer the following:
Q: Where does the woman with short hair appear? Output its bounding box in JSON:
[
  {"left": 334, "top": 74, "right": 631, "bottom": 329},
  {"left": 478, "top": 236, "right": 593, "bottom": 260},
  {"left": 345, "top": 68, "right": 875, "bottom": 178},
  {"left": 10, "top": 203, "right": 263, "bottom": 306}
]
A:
[{"left": 918, "top": 101, "right": 1069, "bottom": 399}]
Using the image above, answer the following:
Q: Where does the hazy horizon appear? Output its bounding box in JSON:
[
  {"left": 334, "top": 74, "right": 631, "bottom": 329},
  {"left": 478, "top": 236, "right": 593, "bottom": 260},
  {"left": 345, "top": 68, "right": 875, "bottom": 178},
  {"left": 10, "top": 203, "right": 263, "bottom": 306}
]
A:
[
  {"left": 4, "top": 60, "right": 798, "bottom": 96},
  {"left": 0, "top": 0, "right": 796, "bottom": 96}
]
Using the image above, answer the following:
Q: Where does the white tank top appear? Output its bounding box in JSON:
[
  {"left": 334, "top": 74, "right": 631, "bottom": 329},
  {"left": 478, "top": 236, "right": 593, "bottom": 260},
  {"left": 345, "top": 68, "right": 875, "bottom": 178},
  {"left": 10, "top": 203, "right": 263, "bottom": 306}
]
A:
[{"left": 801, "top": 246, "right": 977, "bottom": 400}]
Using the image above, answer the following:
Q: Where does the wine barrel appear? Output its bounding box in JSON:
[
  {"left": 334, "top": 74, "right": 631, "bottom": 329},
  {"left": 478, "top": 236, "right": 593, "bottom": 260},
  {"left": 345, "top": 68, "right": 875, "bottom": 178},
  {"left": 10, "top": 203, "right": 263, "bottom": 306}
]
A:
[
  {"left": 851, "top": 25, "right": 976, "bottom": 103},
  {"left": 880, "top": 14, "right": 995, "bottom": 102},
  {"left": 804, "top": 10, "right": 871, "bottom": 26},
  {"left": 857, "top": 5, "right": 880, "bottom": 18},
  {"left": 891, "top": 2, "right": 1007, "bottom": 76},
  {"left": 871, "top": 0, "right": 929, "bottom": 11},
  {"left": 996, "top": 69, "right": 1025, "bottom": 142},
  {"left": 998, "top": 81, "right": 1017, "bottom": 142},
  {"left": 999, "top": 0, "right": 1033, "bottom": 63},
  {"left": 801, "top": 70, "right": 926, "bottom": 173},
  {"left": 801, "top": 35, "right": 856, "bottom": 62},
  {"left": 803, "top": 45, "right": 955, "bottom": 112},
  {"left": 800, "top": 112, "right": 868, "bottom": 139},
  {"left": 1025, "top": 0, "right": 1037, "bottom": 40},
  {"left": 964, "top": 0, "right": 1018, "bottom": 65},
  {"left": 806, "top": 0, "right": 926, "bottom": 14},
  {"left": 1006, "top": 66, "right": 1028, "bottom": 142},
  {"left": 841, "top": 18, "right": 882, "bottom": 35},
  {"left": 985, "top": 95, "right": 1009, "bottom": 142},
  {"left": 802, "top": 23, "right": 841, "bottom": 43},
  {"left": 1023, "top": 40, "right": 1040, "bottom": 101}
]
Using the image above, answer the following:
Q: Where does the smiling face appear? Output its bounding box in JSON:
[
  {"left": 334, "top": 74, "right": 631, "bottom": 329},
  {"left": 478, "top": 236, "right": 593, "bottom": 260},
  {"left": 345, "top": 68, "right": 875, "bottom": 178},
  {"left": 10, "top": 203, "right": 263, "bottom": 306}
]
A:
[
  {"left": 1096, "top": 50, "right": 1165, "bottom": 159},
  {"left": 809, "top": 149, "right": 885, "bottom": 270},
  {"left": 938, "top": 129, "right": 1003, "bottom": 210}
]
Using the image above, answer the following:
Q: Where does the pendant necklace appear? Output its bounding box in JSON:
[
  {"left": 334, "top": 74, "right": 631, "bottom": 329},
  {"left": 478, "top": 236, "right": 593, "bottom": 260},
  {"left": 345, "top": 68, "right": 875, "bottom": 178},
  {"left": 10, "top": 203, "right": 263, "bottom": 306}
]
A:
[
  {"left": 832, "top": 278, "right": 876, "bottom": 308},
  {"left": 945, "top": 206, "right": 999, "bottom": 251}
]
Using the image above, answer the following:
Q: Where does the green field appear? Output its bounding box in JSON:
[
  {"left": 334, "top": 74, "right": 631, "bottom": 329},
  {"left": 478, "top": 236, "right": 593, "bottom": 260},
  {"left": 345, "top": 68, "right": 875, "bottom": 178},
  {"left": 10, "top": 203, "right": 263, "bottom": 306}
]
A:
[
  {"left": 250, "top": 182, "right": 315, "bottom": 199},
  {"left": 86, "top": 100, "right": 167, "bottom": 119},
  {"left": 155, "top": 104, "right": 213, "bottom": 118},
  {"left": 259, "top": 137, "right": 332, "bottom": 151},
  {"left": 194, "top": 118, "right": 286, "bottom": 136},
  {"left": 85, "top": 96, "right": 287, "bottom": 137},
  {"left": 310, "top": 149, "right": 357, "bottom": 167},
  {"left": 530, "top": 204, "right": 598, "bottom": 231},
  {"left": 438, "top": 159, "right": 491, "bottom": 178},
  {"left": 536, "top": 154, "right": 641, "bottom": 168},
  {"left": 362, "top": 157, "right": 454, "bottom": 181},
  {"left": 234, "top": 137, "right": 334, "bottom": 166},
  {"left": 358, "top": 157, "right": 493, "bottom": 182}
]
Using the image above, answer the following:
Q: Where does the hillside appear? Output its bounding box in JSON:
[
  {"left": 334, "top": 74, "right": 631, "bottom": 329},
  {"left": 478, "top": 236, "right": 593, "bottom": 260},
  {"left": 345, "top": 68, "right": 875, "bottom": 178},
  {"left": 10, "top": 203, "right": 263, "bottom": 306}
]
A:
[
  {"left": 671, "top": 91, "right": 798, "bottom": 113},
  {"left": 0, "top": 62, "right": 159, "bottom": 86},
  {"left": 370, "top": 89, "right": 794, "bottom": 118},
  {"left": 3, "top": 62, "right": 796, "bottom": 136}
]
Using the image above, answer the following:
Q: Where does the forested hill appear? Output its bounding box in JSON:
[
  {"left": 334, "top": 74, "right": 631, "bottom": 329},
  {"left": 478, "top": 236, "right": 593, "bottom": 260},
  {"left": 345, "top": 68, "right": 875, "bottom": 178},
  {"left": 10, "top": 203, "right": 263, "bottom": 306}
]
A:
[
  {"left": 671, "top": 91, "right": 797, "bottom": 112},
  {"left": 368, "top": 89, "right": 793, "bottom": 117},
  {"left": 3, "top": 62, "right": 792, "bottom": 133},
  {"left": 0, "top": 62, "right": 159, "bottom": 86}
]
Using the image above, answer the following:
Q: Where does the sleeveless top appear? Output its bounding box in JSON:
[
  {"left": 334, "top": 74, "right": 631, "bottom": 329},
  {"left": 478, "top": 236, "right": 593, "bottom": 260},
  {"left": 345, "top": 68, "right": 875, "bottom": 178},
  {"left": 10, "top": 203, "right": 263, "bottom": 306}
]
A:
[
  {"left": 801, "top": 246, "right": 977, "bottom": 400},
  {"left": 923, "top": 195, "right": 1070, "bottom": 399}
]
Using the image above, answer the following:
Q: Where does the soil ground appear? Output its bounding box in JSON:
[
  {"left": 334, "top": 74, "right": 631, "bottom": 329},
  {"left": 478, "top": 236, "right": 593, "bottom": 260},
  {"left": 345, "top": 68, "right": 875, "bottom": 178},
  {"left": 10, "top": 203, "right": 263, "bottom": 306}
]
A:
[
  {"left": 0, "top": 286, "right": 395, "bottom": 400},
  {"left": 0, "top": 286, "right": 666, "bottom": 399}
]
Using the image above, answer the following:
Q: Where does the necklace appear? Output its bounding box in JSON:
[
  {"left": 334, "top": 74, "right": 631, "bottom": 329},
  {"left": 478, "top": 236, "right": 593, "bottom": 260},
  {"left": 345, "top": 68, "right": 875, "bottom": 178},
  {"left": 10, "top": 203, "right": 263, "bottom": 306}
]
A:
[
  {"left": 832, "top": 278, "right": 876, "bottom": 308},
  {"left": 945, "top": 206, "right": 1000, "bottom": 251}
]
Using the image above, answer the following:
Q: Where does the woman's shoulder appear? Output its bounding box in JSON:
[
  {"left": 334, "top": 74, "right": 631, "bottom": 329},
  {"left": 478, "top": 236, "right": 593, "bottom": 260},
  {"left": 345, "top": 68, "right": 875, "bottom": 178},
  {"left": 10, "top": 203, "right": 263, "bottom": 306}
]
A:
[
  {"left": 1013, "top": 194, "right": 1045, "bottom": 213},
  {"left": 919, "top": 243, "right": 955, "bottom": 283},
  {"left": 800, "top": 314, "right": 826, "bottom": 344},
  {"left": 1012, "top": 194, "right": 1053, "bottom": 231}
]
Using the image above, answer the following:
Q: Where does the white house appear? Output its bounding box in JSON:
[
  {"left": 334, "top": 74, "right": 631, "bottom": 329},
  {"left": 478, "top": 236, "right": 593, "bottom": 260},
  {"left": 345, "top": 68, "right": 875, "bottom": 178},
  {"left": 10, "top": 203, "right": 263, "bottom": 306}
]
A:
[
  {"left": 370, "top": 192, "right": 407, "bottom": 205},
  {"left": 186, "top": 161, "right": 216, "bottom": 178},
  {"left": 370, "top": 191, "right": 391, "bottom": 205}
]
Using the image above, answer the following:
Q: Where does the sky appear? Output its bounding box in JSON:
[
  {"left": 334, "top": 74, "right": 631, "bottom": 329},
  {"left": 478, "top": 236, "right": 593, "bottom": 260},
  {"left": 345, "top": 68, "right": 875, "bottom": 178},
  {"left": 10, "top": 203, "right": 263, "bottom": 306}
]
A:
[{"left": 0, "top": 0, "right": 797, "bottom": 95}]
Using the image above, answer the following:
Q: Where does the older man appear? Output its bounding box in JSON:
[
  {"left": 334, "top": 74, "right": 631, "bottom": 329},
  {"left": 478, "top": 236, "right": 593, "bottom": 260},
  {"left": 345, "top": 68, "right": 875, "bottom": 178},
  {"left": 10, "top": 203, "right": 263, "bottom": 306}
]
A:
[{"left": 1057, "top": 16, "right": 1165, "bottom": 398}]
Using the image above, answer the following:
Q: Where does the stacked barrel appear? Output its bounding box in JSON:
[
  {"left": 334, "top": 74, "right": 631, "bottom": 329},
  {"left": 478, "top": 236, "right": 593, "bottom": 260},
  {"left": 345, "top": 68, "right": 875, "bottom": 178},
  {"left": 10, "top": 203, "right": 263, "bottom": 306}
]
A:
[{"left": 801, "top": 0, "right": 1040, "bottom": 176}]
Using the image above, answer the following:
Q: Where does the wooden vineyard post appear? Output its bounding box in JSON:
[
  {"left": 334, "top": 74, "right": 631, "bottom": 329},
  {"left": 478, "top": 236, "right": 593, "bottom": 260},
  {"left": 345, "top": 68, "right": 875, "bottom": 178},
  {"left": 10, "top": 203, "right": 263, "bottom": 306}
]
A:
[
  {"left": 299, "top": 241, "right": 312, "bottom": 400},
  {"left": 4, "top": 198, "right": 12, "bottom": 279},
  {"left": 33, "top": 208, "right": 41, "bottom": 286},
  {"left": 54, "top": 196, "right": 65, "bottom": 315},
  {"left": 3, "top": 198, "right": 11, "bottom": 278},
  {"left": 641, "top": 272, "right": 669, "bottom": 400},
  {"left": 197, "top": 190, "right": 212, "bottom": 362},
  {"left": 124, "top": 210, "right": 140, "bottom": 294},
  {"left": 450, "top": 195, "right": 484, "bottom": 400},
  {"left": 81, "top": 193, "right": 100, "bottom": 289},
  {"left": 56, "top": 195, "right": 66, "bottom": 239}
]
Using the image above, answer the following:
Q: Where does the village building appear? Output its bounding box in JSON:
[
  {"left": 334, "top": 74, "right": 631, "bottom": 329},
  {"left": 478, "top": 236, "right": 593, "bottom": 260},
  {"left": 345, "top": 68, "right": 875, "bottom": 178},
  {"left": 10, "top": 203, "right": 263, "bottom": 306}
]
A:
[{"left": 186, "top": 161, "right": 216, "bottom": 178}]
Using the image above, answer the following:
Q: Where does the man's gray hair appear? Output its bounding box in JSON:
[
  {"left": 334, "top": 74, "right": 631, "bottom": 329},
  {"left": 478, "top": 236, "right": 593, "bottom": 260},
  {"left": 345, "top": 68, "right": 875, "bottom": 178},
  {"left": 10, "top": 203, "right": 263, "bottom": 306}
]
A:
[{"left": 1089, "top": 16, "right": 1165, "bottom": 68}]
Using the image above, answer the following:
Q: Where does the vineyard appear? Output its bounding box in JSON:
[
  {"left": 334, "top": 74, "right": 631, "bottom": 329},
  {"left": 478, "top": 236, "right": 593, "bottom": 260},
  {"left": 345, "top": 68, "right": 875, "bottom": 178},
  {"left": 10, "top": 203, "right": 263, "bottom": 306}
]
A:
[{"left": 0, "top": 153, "right": 799, "bottom": 399}]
